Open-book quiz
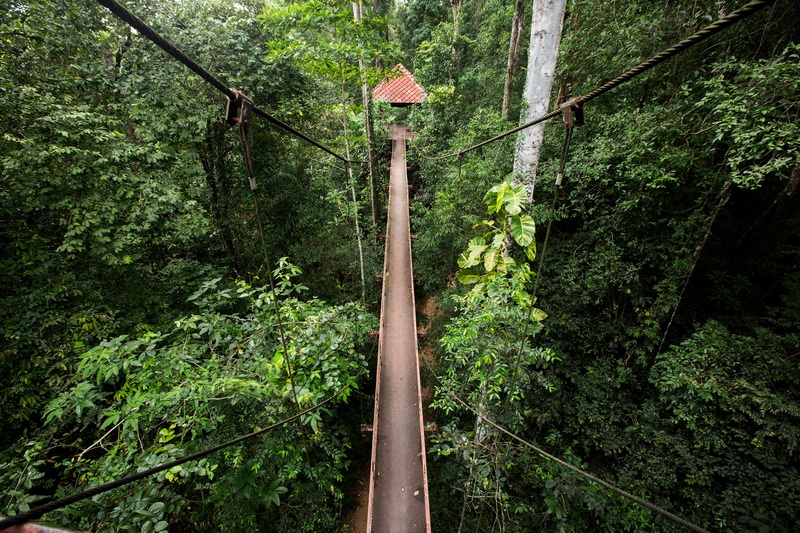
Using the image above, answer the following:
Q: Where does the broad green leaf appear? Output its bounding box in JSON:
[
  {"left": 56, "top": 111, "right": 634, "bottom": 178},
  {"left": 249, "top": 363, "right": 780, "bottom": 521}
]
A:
[
  {"left": 464, "top": 237, "right": 487, "bottom": 267},
  {"left": 497, "top": 256, "right": 516, "bottom": 273},
  {"left": 456, "top": 269, "right": 482, "bottom": 285},
  {"left": 511, "top": 215, "right": 536, "bottom": 247},
  {"left": 525, "top": 241, "right": 537, "bottom": 261},
  {"left": 485, "top": 183, "right": 508, "bottom": 214},
  {"left": 531, "top": 308, "right": 548, "bottom": 322},
  {"left": 469, "top": 236, "right": 487, "bottom": 249},
  {"left": 491, "top": 233, "right": 504, "bottom": 249},
  {"left": 268, "top": 490, "right": 280, "bottom": 507},
  {"left": 484, "top": 184, "right": 503, "bottom": 204},
  {"left": 503, "top": 184, "right": 527, "bottom": 215},
  {"left": 484, "top": 247, "right": 498, "bottom": 272}
]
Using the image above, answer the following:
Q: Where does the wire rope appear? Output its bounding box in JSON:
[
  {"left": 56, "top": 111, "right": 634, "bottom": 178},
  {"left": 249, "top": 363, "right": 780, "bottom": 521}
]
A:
[
  {"left": 0, "top": 369, "right": 364, "bottom": 531},
  {"left": 420, "top": 356, "right": 711, "bottom": 533},
  {"left": 418, "top": 0, "right": 776, "bottom": 162},
  {"left": 94, "top": 0, "right": 349, "bottom": 163}
]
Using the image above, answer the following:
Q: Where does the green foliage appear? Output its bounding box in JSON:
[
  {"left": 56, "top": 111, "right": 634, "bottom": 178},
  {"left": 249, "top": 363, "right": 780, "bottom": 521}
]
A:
[
  {"left": 0, "top": 0, "right": 383, "bottom": 528},
  {"left": 4, "top": 267, "right": 376, "bottom": 531},
  {"left": 401, "top": 0, "right": 800, "bottom": 530},
  {"left": 428, "top": 179, "right": 560, "bottom": 530},
  {"left": 696, "top": 44, "right": 800, "bottom": 189},
  {"left": 430, "top": 258, "right": 558, "bottom": 532},
  {"left": 652, "top": 321, "right": 800, "bottom": 453},
  {"left": 394, "top": 0, "right": 450, "bottom": 63},
  {"left": 261, "top": 0, "right": 398, "bottom": 84},
  {"left": 1, "top": 0, "right": 799, "bottom": 530},
  {"left": 455, "top": 181, "right": 536, "bottom": 288},
  {"left": 409, "top": 108, "right": 517, "bottom": 291},
  {"left": 434, "top": 266, "right": 554, "bottom": 413}
]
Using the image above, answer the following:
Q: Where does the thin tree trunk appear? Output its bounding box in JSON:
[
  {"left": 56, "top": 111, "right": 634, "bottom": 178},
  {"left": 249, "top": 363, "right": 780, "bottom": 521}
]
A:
[
  {"left": 341, "top": 77, "right": 367, "bottom": 304},
  {"left": 657, "top": 178, "right": 732, "bottom": 353},
  {"left": 513, "top": 0, "right": 567, "bottom": 201},
  {"left": 502, "top": 0, "right": 526, "bottom": 119},
  {"left": 451, "top": 0, "right": 463, "bottom": 71},
  {"left": 353, "top": 2, "right": 379, "bottom": 227}
]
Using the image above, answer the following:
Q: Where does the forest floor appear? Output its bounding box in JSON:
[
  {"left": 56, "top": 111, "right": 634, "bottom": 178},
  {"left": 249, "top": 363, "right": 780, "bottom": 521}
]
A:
[
  {"left": 418, "top": 292, "right": 445, "bottom": 414},
  {"left": 340, "top": 458, "right": 370, "bottom": 532},
  {"left": 339, "top": 291, "right": 445, "bottom": 532}
]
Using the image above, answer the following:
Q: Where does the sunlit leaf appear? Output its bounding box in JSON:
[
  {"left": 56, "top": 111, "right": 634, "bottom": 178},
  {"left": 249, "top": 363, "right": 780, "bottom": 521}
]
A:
[
  {"left": 456, "top": 269, "right": 482, "bottom": 285},
  {"left": 511, "top": 215, "right": 535, "bottom": 247},
  {"left": 525, "top": 240, "right": 536, "bottom": 261},
  {"left": 503, "top": 184, "right": 527, "bottom": 215},
  {"left": 484, "top": 246, "right": 498, "bottom": 272},
  {"left": 531, "top": 308, "right": 548, "bottom": 321}
]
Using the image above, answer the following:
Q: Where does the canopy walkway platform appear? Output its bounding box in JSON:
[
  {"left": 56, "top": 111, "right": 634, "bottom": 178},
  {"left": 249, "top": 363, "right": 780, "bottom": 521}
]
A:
[{"left": 366, "top": 125, "right": 431, "bottom": 532}]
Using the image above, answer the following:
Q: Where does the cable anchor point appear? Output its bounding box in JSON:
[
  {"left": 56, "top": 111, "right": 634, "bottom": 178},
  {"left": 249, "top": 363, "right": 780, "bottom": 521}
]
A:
[
  {"left": 559, "top": 97, "right": 586, "bottom": 129},
  {"left": 226, "top": 89, "right": 257, "bottom": 189},
  {"left": 225, "top": 88, "right": 253, "bottom": 128}
]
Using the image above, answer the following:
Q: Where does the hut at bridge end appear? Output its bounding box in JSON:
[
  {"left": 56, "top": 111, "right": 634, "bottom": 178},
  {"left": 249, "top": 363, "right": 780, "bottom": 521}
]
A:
[{"left": 372, "top": 64, "right": 426, "bottom": 107}]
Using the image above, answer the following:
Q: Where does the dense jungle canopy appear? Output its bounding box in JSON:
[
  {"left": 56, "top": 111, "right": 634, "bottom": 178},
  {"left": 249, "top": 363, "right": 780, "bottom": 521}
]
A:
[{"left": 1, "top": 0, "right": 799, "bottom": 531}]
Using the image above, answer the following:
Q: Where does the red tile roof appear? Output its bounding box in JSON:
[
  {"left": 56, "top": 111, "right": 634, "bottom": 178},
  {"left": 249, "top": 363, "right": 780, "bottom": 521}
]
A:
[{"left": 372, "top": 64, "right": 426, "bottom": 105}]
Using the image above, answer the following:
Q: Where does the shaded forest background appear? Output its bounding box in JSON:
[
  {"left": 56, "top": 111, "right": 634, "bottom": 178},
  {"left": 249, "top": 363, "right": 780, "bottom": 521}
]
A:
[{"left": 1, "top": 0, "right": 799, "bottom": 531}]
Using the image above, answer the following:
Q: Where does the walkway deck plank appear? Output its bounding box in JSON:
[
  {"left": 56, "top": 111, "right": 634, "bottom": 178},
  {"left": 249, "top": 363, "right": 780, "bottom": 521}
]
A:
[{"left": 366, "top": 126, "right": 431, "bottom": 532}]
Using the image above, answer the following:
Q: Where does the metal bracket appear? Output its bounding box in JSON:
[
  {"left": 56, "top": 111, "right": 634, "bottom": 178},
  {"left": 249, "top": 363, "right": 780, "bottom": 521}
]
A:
[
  {"left": 560, "top": 97, "right": 586, "bottom": 128},
  {"left": 226, "top": 89, "right": 257, "bottom": 189},
  {"left": 225, "top": 88, "right": 254, "bottom": 129}
]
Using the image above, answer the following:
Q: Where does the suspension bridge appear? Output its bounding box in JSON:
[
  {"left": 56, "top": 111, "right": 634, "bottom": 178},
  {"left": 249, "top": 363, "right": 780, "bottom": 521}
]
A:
[
  {"left": 0, "top": 0, "right": 778, "bottom": 531},
  {"left": 367, "top": 125, "right": 431, "bottom": 532}
]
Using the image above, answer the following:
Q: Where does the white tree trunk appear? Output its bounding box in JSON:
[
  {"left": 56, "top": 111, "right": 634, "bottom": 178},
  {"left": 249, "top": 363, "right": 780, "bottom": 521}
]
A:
[{"left": 513, "top": 0, "right": 567, "bottom": 201}]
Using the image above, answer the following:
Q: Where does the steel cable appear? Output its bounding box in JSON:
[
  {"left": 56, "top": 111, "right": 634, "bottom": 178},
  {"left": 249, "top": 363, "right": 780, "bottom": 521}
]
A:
[
  {"left": 0, "top": 370, "right": 363, "bottom": 531},
  {"left": 452, "top": 394, "right": 711, "bottom": 533},
  {"left": 94, "top": 0, "right": 348, "bottom": 162},
  {"left": 420, "top": 0, "right": 776, "bottom": 162},
  {"left": 504, "top": 126, "right": 572, "bottom": 419},
  {"left": 420, "top": 356, "right": 711, "bottom": 533}
]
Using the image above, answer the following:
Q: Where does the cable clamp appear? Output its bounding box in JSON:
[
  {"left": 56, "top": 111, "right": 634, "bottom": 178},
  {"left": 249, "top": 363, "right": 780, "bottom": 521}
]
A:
[
  {"left": 226, "top": 89, "right": 256, "bottom": 189},
  {"left": 225, "top": 88, "right": 253, "bottom": 129},
  {"left": 560, "top": 97, "right": 586, "bottom": 128}
]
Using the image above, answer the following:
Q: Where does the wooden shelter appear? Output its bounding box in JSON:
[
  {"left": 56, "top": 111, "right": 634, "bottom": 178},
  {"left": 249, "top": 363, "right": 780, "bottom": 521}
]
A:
[{"left": 372, "top": 64, "right": 426, "bottom": 107}]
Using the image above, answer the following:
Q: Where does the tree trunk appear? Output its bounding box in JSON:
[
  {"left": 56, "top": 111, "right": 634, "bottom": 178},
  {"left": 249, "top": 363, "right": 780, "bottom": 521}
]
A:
[
  {"left": 451, "top": 0, "right": 463, "bottom": 71},
  {"left": 502, "top": 0, "right": 526, "bottom": 119},
  {"left": 513, "top": 0, "right": 567, "bottom": 201},
  {"left": 353, "top": 2, "right": 379, "bottom": 227},
  {"left": 341, "top": 77, "right": 367, "bottom": 304}
]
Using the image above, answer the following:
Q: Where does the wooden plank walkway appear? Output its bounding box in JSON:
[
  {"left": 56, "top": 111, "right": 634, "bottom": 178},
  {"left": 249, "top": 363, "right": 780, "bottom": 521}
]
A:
[{"left": 366, "top": 125, "right": 431, "bottom": 532}]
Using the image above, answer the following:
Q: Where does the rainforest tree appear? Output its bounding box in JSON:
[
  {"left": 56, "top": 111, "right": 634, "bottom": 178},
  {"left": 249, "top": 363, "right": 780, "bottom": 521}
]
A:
[
  {"left": 2, "top": 0, "right": 799, "bottom": 531},
  {"left": 406, "top": 0, "right": 800, "bottom": 530}
]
